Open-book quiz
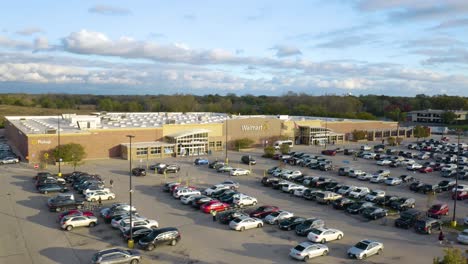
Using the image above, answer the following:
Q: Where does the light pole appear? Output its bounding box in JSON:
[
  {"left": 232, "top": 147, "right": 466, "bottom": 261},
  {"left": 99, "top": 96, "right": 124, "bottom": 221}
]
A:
[
  {"left": 324, "top": 118, "right": 328, "bottom": 150},
  {"left": 451, "top": 130, "right": 461, "bottom": 227},
  {"left": 126, "top": 135, "right": 135, "bottom": 248},
  {"left": 225, "top": 117, "right": 229, "bottom": 165},
  {"left": 57, "top": 114, "right": 62, "bottom": 177}
]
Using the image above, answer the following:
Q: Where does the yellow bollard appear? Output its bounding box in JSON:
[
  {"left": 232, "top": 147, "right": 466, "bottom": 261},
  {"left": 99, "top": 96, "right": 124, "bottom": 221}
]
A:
[
  {"left": 451, "top": 220, "right": 457, "bottom": 228},
  {"left": 58, "top": 172, "right": 62, "bottom": 177},
  {"left": 128, "top": 239, "right": 134, "bottom": 249}
]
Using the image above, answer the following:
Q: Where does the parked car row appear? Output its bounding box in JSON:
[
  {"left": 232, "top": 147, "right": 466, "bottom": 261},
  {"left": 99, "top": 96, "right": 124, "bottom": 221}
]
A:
[{"left": 0, "top": 141, "right": 19, "bottom": 165}]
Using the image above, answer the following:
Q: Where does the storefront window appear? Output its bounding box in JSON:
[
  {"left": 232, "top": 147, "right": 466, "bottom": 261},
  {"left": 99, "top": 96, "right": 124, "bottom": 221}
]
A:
[
  {"left": 136, "top": 148, "right": 147, "bottom": 155},
  {"left": 209, "top": 142, "right": 215, "bottom": 148},
  {"left": 150, "top": 147, "right": 161, "bottom": 154}
]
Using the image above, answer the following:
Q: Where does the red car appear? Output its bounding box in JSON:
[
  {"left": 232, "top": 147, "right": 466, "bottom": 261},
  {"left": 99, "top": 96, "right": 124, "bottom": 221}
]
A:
[
  {"left": 321, "top": 150, "right": 337, "bottom": 156},
  {"left": 200, "top": 200, "right": 229, "bottom": 213},
  {"left": 419, "top": 167, "right": 433, "bottom": 173},
  {"left": 452, "top": 191, "right": 468, "bottom": 200},
  {"left": 249, "top": 205, "right": 279, "bottom": 218},
  {"left": 427, "top": 203, "right": 449, "bottom": 218},
  {"left": 58, "top": 209, "right": 94, "bottom": 221}
]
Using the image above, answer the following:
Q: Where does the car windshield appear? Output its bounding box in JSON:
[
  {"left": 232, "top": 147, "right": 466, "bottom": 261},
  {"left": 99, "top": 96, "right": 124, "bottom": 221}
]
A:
[
  {"left": 370, "top": 192, "right": 378, "bottom": 196},
  {"left": 294, "top": 245, "right": 306, "bottom": 251},
  {"left": 269, "top": 212, "right": 280, "bottom": 217},
  {"left": 354, "top": 242, "right": 369, "bottom": 250},
  {"left": 462, "top": 231, "right": 468, "bottom": 236},
  {"left": 308, "top": 228, "right": 322, "bottom": 235},
  {"left": 232, "top": 218, "right": 242, "bottom": 223}
]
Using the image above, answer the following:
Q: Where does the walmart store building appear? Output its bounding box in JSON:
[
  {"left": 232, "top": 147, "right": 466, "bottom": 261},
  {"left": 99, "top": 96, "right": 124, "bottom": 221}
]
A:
[{"left": 4, "top": 112, "right": 413, "bottom": 163}]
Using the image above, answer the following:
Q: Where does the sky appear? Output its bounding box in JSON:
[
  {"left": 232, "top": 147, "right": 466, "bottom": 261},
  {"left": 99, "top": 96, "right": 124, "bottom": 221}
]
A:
[{"left": 1, "top": 0, "right": 468, "bottom": 96}]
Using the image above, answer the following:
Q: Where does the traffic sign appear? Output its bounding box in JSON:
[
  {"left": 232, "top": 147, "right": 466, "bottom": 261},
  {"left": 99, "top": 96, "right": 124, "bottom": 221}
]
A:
[
  {"left": 44, "top": 153, "right": 49, "bottom": 158},
  {"left": 34, "top": 164, "right": 39, "bottom": 169}
]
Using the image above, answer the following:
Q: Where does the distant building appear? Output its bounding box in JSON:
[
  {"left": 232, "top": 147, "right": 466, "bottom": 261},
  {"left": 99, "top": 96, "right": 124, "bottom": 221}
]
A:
[{"left": 407, "top": 109, "right": 468, "bottom": 124}]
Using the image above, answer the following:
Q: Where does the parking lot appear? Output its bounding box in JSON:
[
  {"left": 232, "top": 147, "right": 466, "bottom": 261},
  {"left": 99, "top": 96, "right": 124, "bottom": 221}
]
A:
[{"left": 0, "top": 139, "right": 467, "bottom": 264}]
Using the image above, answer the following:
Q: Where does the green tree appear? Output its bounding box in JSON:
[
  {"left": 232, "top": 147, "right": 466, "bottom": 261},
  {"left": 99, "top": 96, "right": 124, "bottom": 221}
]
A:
[
  {"left": 433, "top": 247, "right": 466, "bottom": 264},
  {"left": 233, "top": 138, "right": 254, "bottom": 150},
  {"left": 263, "top": 146, "right": 275, "bottom": 158},
  {"left": 52, "top": 143, "right": 86, "bottom": 170},
  {"left": 442, "top": 111, "right": 458, "bottom": 124},
  {"left": 352, "top": 130, "right": 366, "bottom": 141},
  {"left": 387, "top": 136, "right": 396, "bottom": 146},
  {"left": 280, "top": 143, "right": 290, "bottom": 154},
  {"left": 414, "top": 125, "right": 430, "bottom": 141}
]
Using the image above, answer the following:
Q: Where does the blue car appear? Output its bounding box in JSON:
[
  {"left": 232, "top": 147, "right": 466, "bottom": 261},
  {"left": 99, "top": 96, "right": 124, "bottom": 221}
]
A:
[
  {"left": 194, "top": 158, "right": 209, "bottom": 165},
  {"left": 38, "top": 184, "right": 68, "bottom": 194}
]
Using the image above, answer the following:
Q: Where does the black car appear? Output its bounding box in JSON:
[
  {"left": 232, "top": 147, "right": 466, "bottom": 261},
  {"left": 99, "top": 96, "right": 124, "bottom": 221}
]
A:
[
  {"left": 38, "top": 184, "right": 68, "bottom": 194},
  {"left": 211, "top": 189, "right": 233, "bottom": 199},
  {"left": 346, "top": 202, "right": 373, "bottom": 214},
  {"left": 209, "top": 161, "right": 224, "bottom": 169},
  {"left": 138, "top": 227, "right": 181, "bottom": 250},
  {"left": 361, "top": 207, "right": 388, "bottom": 220},
  {"left": 395, "top": 209, "right": 424, "bottom": 229},
  {"left": 218, "top": 210, "right": 247, "bottom": 224},
  {"left": 158, "top": 164, "right": 180, "bottom": 174},
  {"left": 303, "top": 190, "right": 323, "bottom": 201},
  {"left": 241, "top": 155, "right": 256, "bottom": 165},
  {"left": 295, "top": 218, "right": 325, "bottom": 236},
  {"left": 437, "top": 180, "right": 456, "bottom": 192},
  {"left": 322, "top": 181, "right": 339, "bottom": 191},
  {"left": 409, "top": 182, "right": 425, "bottom": 192},
  {"left": 132, "top": 168, "right": 146, "bottom": 176},
  {"left": 414, "top": 218, "right": 442, "bottom": 234},
  {"left": 261, "top": 177, "right": 279, "bottom": 187},
  {"left": 332, "top": 198, "right": 354, "bottom": 210},
  {"left": 122, "top": 226, "right": 153, "bottom": 242},
  {"left": 191, "top": 196, "right": 213, "bottom": 208},
  {"left": 219, "top": 192, "right": 239, "bottom": 204},
  {"left": 420, "top": 184, "right": 442, "bottom": 194},
  {"left": 319, "top": 163, "right": 333, "bottom": 171},
  {"left": 47, "top": 197, "right": 84, "bottom": 212},
  {"left": 390, "top": 197, "right": 416, "bottom": 211},
  {"left": 344, "top": 149, "right": 356, "bottom": 155},
  {"left": 278, "top": 216, "right": 306, "bottom": 231},
  {"left": 374, "top": 195, "right": 399, "bottom": 207}
]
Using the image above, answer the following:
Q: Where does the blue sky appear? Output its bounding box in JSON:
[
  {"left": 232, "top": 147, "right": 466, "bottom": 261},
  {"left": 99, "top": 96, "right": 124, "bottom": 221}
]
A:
[{"left": 1, "top": 0, "right": 468, "bottom": 96}]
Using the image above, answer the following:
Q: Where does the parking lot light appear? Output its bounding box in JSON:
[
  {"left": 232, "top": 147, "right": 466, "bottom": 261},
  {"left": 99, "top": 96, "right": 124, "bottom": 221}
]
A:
[{"left": 126, "top": 134, "right": 135, "bottom": 249}]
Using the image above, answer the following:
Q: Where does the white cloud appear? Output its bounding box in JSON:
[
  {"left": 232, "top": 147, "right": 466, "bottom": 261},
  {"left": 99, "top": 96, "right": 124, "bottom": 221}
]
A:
[
  {"left": 0, "top": 36, "right": 33, "bottom": 49},
  {"left": 88, "top": 5, "right": 131, "bottom": 16},
  {"left": 271, "top": 45, "right": 302, "bottom": 57},
  {"left": 16, "top": 27, "right": 43, "bottom": 36},
  {"left": 34, "top": 36, "right": 49, "bottom": 50}
]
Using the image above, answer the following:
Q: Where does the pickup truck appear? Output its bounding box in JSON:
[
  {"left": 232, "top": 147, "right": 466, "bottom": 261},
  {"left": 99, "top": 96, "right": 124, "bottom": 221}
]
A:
[
  {"left": 315, "top": 191, "right": 342, "bottom": 204},
  {"left": 47, "top": 195, "right": 85, "bottom": 212}
]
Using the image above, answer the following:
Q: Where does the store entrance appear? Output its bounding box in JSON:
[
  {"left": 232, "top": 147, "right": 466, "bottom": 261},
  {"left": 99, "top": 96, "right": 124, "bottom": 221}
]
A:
[{"left": 179, "top": 143, "right": 206, "bottom": 156}]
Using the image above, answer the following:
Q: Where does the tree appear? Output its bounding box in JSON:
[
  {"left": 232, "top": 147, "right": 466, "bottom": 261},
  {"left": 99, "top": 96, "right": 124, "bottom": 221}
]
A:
[
  {"left": 263, "top": 146, "right": 275, "bottom": 158},
  {"left": 442, "top": 111, "right": 458, "bottom": 124},
  {"left": 52, "top": 143, "right": 86, "bottom": 170},
  {"left": 387, "top": 137, "right": 396, "bottom": 146},
  {"left": 280, "top": 143, "right": 290, "bottom": 154},
  {"left": 352, "top": 130, "right": 367, "bottom": 141},
  {"left": 414, "top": 125, "right": 430, "bottom": 141},
  {"left": 433, "top": 248, "right": 466, "bottom": 264},
  {"left": 233, "top": 138, "right": 254, "bottom": 150}
]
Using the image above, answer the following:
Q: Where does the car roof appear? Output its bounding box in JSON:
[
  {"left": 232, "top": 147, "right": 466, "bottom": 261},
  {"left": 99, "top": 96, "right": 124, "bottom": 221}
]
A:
[{"left": 298, "top": 241, "right": 314, "bottom": 247}]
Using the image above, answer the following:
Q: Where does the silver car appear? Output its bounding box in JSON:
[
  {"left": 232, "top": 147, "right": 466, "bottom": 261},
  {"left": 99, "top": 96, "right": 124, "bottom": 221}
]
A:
[
  {"left": 347, "top": 239, "right": 383, "bottom": 259},
  {"left": 61, "top": 215, "right": 98, "bottom": 231},
  {"left": 91, "top": 248, "right": 141, "bottom": 264},
  {"left": 289, "top": 241, "right": 329, "bottom": 261}
]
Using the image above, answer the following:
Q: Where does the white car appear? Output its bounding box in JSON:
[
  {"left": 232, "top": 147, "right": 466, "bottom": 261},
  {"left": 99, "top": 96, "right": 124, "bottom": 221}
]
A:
[
  {"left": 85, "top": 190, "right": 115, "bottom": 202},
  {"left": 370, "top": 175, "right": 386, "bottom": 183},
  {"left": 384, "top": 177, "right": 402, "bottom": 186},
  {"left": 293, "top": 186, "right": 308, "bottom": 197},
  {"left": 60, "top": 215, "right": 98, "bottom": 231},
  {"left": 181, "top": 194, "right": 204, "bottom": 205},
  {"left": 264, "top": 210, "right": 294, "bottom": 224},
  {"left": 83, "top": 187, "right": 110, "bottom": 196},
  {"left": 363, "top": 153, "right": 377, "bottom": 159},
  {"left": 220, "top": 180, "right": 239, "bottom": 189},
  {"left": 307, "top": 227, "right": 344, "bottom": 243},
  {"left": 452, "top": 184, "right": 468, "bottom": 192},
  {"left": 118, "top": 217, "right": 159, "bottom": 233},
  {"left": 442, "top": 164, "right": 457, "bottom": 171},
  {"left": 402, "top": 159, "right": 415, "bottom": 165},
  {"left": 110, "top": 213, "right": 140, "bottom": 228},
  {"left": 349, "top": 170, "right": 365, "bottom": 178},
  {"left": 232, "top": 194, "right": 257, "bottom": 207},
  {"left": 203, "top": 184, "right": 229, "bottom": 196},
  {"left": 281, "top": 170, "right": 302, "bottom": 180},
  {"left": 230, "top": 168, "right": 251, "bottom": 176},
  {"left": 365, "top": 190, "right": 385, "bottom": 202},
  {"left": 229, "top": 217, "right": 263, "bottom": 231},
  {"left": 0, "top": 156, "right": 19, "bottom": 164},
  {"left": 407, "top": 163, "right": 423, "bottom": 170},
  {"left": 357, "top": 173, "right": 373, "bottom": 181},
  {"left": 464, "top": 216, "right": 468, "bottom": 225},
  {"left": 457, "top": 229, "right": 468, "bottom": 244},
  {"left": 282, "top": 183, "right": 304, "bottom": 193},
  {"left": 347, "top": 240, "right": 384, "bottom": 260},
  {"left": 337, "top": 185, "right": 357, "bottom": 195},
  {"left": 173, "top": 188, "right": 201, "bottom": 199},
  {"left": 289, "top": 242, "right": 329, "bottom": 261},
  {"left": 376, "top": 160, "right": 392, "bottom": 166},
  {"left": 348, "top": 187, "right": 370, "bottom": 199}
]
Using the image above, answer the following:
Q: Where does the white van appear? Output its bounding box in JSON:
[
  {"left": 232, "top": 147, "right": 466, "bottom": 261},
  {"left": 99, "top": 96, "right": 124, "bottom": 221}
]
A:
[{"left": 274, "top": 140, "right": 294, "bottom": 150}]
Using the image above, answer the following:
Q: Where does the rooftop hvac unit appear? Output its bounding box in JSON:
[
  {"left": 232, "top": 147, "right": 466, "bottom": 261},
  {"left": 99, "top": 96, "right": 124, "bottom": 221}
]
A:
[
  {"left": 166, "top": 119, "right": 176, "bottom": 124},
  {"left": 46, "top": 129, "right": 57, "bottom": 134}
]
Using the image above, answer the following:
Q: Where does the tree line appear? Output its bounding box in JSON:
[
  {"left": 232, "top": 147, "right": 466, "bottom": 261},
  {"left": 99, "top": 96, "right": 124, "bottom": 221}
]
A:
[{"left": 0, "top": 93, "right": 467, "bottom": 121}]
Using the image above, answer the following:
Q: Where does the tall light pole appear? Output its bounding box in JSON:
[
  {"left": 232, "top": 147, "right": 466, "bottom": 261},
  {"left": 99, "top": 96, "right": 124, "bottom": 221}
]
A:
[
  {"left": 57, "top": 115, "right": 62, "bottom": 177},
  {"left": 324, "top": 118, "right": 328, "bottom": 150},
  {"left": 225, "top": 117, "right": 228, "bottom": 165},
  {"left": 126, "top": 135, "right": 135, "bottom": 248},
  {"left": 451, "top": 130, "right": 461, "bottom": 227}
]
